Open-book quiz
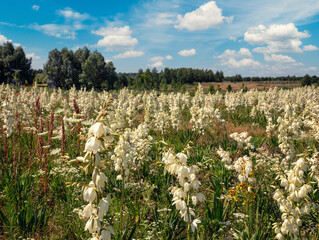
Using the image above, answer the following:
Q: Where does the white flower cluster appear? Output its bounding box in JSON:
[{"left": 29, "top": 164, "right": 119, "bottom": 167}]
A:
[
  {"left": 76, "top": 122, "right": 115, "bottom": 240},
  {"left": 111, "top": 124, "right": 153, "bottom": 181},
  {"left": 229, "top": 132, "right": 254, "bottom": 150},
  {"left": 277, "top": 104, "right": 303, "bottom": 165},
  {"left": 216, "top": 147, "right": 233, "bottom": 170},
  {"left": 111, "top": 129, "right": 134, "bottom": 181},
  {"left": 190, "top": 84, "right": 224, "bottom": 134},
  {"left": 162, "top": 151, "right": 205, "bottom": 232},
  {"left": 1, "top": 100, "right": 15, "bottom": 137},
  {"left": 273, "top": 156, "right": 315, "bottom": 239}
]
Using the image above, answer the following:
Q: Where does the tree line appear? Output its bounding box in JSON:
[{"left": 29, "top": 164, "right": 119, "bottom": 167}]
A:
[{"left": 0, "top": 42, "right": 318, "bottom": 90}]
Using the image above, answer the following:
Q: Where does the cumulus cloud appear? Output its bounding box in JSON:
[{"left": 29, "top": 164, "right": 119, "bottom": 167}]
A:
[
  {"left": 303, "top": 45, "right": 318, "bottom": 51},
  {"left": 113, "top": 50, "right": 144, "bottom": 59},
  {"left": 264, "top": 54, "right": 296, "bottom": 63},
  {"left": 150, "top": 61, "right": 164, "bottom": 68},
  {"left": 56, "top": 7, "right": 90, "bottom": 21},
  {"left": 93, "top": 26, "right": 138, "bottom": 51},
  {"left": 216, "top": 48, "right": 252, "bottom": 59},
  {"left": 178, "top": 49, "right": 196, "bottom": 56},
  {"left": 26, "top": 53, "right": 41, "bottom": 60},
  {"left": 216, "top": 48, "right": 260, "bottom": 68},
  {"left": 32, "top": 5, "right": 39, "bottom": 11},
  {"left": 0, "top": 33, "right": 20, "bottom": 46},
  {"left": 174, "top": 1, "right": 233, "bottom": 31},
  {"left": 30, "top": 23, "right": 77, "bottom": 39},
  {"left": 150, "top": 56, "right": 164, "bottom": 62},
  {"left": 0, "top": 34, "right": 11, "bottom": 44},
  {"left": 165, "top": 55, "right": 173, "bottom": 60},
  {"left": 244, "top": 23, "right": 310, "bottom": 53},
  {"left": 221, "top": 58, "right": 260, "bottom": 68}
]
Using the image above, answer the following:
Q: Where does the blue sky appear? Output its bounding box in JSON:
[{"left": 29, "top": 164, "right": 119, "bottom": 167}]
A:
[{"left": 0, "top": 0, "right": 318, "bottom": 76}]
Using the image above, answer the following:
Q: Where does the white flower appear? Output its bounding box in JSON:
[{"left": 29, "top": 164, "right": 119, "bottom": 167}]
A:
[
  {"left": 196, "top": 193, "right": 205, "bottom": 202},
  {"left": 191, "top": 218, "right": 201, "bottom": 232},
  {"left": 85, "top": 137, "right": 102, "bottom": 153},
  {"left": 275, "top": 233, "right": 284, "bottom": 240},
  {"left": 89, "top": 122, "right": 106, "bottom": 138},
  {"left": 100, "top": 230, "right": 111, "bottom": 240},
  {"left": 100, "top": 226, "right": 115, "bottom": 240},
  {"left": 281, "top": 178, "right": 288, "bottom": 187},
  {"left": 177, "top": 153, "right": 188, "bottom": 164},
  {"left": 298, "top": 185, "right": 308, "bottom": 198},
  {"left": 86, "top": 218, "right": 100, "bottom": 233},
  {"left": 95, "top": 172, "right": 108, "bottom": 189},
  {"left": 85, "top": 217, "right": 94, "bottom": 232},
  {"left": 83, "top": 181, "right": 97, "bottom": 202},
  {"left": 83, "top": 202, "right": 97, "bottom": 219},
  {"left": 192, "top": 195, "right": 198, "bottom": 205},
  {"left": 98, "top": 197, "right": 110, "bottom": 220},
  {"left": 172, "top": 197, "right": 187, "bottom": 211}
]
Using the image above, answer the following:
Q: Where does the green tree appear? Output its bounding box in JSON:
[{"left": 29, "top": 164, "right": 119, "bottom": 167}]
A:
[
  {"left": 61, "top": 48, "right": 81, "bottom": 89},
  {"left": 79, "top": 51, "right": 115, "bottom": 90},
  {"left": 43, "top": 49, "right": 63, "bottom": 88},
  {"left": 301, "top": 74, "right": 311, "bottom": 86},
  {"left": 0, "top": 42, "right": 32, "bottom": 84},
  {"left": 75, "top": 46, "right": 90, "bottom": 67}
]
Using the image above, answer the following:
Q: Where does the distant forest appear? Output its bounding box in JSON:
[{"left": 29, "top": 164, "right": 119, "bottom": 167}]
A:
[{"left": 1, "top": 42, "right": 318, "bottom": 90}]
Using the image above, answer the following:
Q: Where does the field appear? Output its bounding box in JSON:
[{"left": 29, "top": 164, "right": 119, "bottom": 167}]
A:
[
  {"left": 199, "top": 81, "right": 301, "bottom": 92},
  {"left": 0, "top": 84, "right": 319, "bottom": 240}
]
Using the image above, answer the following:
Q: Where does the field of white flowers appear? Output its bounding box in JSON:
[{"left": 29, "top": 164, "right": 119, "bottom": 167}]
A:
[{"left": 0, "top": 84, "right": 318, "bottom": 240}]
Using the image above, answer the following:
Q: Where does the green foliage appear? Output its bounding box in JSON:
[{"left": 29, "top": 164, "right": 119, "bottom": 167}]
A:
[
  {"left": 0, "top": 42, "right": 32, "bottom": 85},
  {"left": 34, "top": 73, "right": 49, "bottom": 85}
]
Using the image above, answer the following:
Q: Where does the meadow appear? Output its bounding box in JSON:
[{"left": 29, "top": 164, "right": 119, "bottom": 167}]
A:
[{"left": 0, "top": 83, "right": 318, "bottom": 240}]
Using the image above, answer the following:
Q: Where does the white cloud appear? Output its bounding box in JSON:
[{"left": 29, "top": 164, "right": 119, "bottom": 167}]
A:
[
  {"left": 216, "top": 48, "right": 260, "bottom": 69},
  {"left": 72, "top": 44, "right": 89, "bottom": 51},
  {"left": 229, "top": 36, "right": 237, "bottom": 42},
  {"left": 264, "top": 54, "right": 296, "bottom": 63},
  {"left": 30, "top": 23, "right": 76, "bottom": 39},
  {"left": 150, "top": 61, "right": 164, "bottom": 68},
  {"left": 113, "top": 50, "right": 144, "bottom": 59},
  {"left": 175, "top": 1, "right": 233, "bottom": 31},
  {"left": 93, "top": 26, "right": 138, "bottom": 51},
  {"left": 149, "top": 12, "right": 177, "bottom": 25},
  {"left": 150, "top": 56, "right": 164, "bottom": 62},
  {"left": 56, "top": 7, "right": 90, "bottom": 21},
  {"left": 216, "top": 48, "right": 252, "bottom": 59},
  {"left": 0, "top": 33, "right": 21, "bottom": 46},
  {"left": 32, "top": 5, "right": 39, "bottom": 11},
  {"left": 221, "top": 58, "right": 260, "bottom": 68},
  {"left": 165, "top": 55, "right": 173, "bottom": 60},
  {"left": 308, "top": 66, "right": 318, "bottom": 71},
  {"left": 0, "top": 34, "right": 11, "bottom": 44},
  {"left": 178, "top": 48, "right": 196, "bottom": 56},
  {"left": 303, "top": 45, "right": 318, "bottom": 51},
  {"left": 244, "top": 23, "right": 310, "bottom": 53},
  {"left": 26, "top": 53, "right": 41, "bottom": 60}
]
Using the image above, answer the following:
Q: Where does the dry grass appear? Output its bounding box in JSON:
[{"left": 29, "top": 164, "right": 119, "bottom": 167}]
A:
[
  {"left": 214, "top": 121, "right": 266, "bottom": 138},
  {"left": 197, "top": 81, "right": 301, "bottom": 92}
]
